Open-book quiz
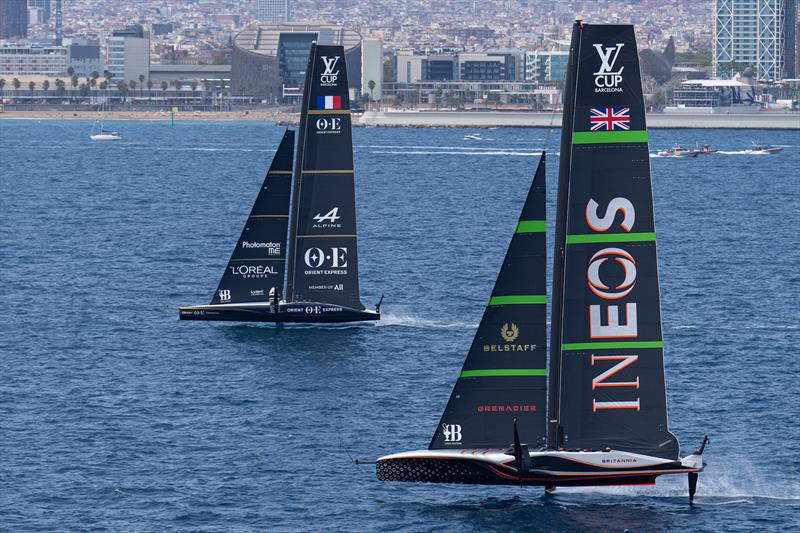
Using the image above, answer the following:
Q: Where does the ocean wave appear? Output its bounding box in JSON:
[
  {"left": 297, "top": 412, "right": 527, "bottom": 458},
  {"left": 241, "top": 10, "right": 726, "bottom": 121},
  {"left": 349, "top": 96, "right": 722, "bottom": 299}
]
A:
[{"left": 375, "top": 312, "right": 478, "bottom": 330}]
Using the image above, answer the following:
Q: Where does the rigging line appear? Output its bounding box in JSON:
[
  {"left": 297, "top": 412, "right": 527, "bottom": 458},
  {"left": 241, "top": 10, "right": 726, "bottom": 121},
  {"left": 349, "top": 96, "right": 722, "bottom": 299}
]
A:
[{"left": 544, "top": 71, "right": 567, "bottom": 148}]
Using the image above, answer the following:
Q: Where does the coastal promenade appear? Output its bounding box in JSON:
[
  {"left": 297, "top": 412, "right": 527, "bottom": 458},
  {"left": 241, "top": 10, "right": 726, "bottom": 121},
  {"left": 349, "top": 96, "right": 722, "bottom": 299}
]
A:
[
  {"left": 358, "top": 110, "right": 800, "bottom": 129},
  {"left": 1, "top": 109, "right": 797, "bottom": 129}
]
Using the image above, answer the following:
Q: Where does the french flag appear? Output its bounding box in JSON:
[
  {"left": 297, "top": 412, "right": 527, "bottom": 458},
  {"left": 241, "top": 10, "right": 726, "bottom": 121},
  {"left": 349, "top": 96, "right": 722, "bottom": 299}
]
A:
[{"left": 317, "top": 95, "right": 342, "bottom": 110}]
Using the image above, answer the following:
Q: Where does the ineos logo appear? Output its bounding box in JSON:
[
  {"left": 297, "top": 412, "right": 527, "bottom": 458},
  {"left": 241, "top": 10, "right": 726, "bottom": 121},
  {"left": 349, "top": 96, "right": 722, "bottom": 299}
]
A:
[
  {"left": 320, "top": 55, "right": 340, "bottom": 86},
  {"left": 315, "top": 117, "right": 341, "bottom": 131}
]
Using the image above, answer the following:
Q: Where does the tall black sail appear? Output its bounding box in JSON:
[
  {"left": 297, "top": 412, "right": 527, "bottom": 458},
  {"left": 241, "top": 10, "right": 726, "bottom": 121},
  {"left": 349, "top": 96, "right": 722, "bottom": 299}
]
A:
[
  {"left": 430, "top": 155, "right": 547, "bottom": 450},
  {"left": 285, "top": 44, "right": 364, "bottom": 309},
  {"left": 549, "top": 23, "right": 678, "bottom": 459},
  {"left": 211, "top": 130, "right": 294, "bottom": 305}
]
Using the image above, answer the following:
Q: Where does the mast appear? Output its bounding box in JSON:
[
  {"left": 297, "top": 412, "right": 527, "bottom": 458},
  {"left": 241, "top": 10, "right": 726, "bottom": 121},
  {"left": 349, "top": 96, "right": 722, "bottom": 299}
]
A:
[
  {"left": 211, "top": 130, "right": 294, "bottom": 305},
  {"left": 285, "top": 43, "right": 365, "bottom": 309},
  {"left": 548, "top": 22, "right": 678, "bottom": 459},
  {"left": 430, "top": 154, "right": 548, "bottom": 450},
  {"left": 547, "top": 19, "right": 583, "bottom": 450}
]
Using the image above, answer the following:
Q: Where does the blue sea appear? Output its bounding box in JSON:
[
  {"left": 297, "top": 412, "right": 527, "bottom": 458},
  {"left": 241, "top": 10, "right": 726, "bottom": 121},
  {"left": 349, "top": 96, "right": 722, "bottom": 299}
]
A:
[{"left": 1, "top": 118, "right": 798, "bottom": 531}]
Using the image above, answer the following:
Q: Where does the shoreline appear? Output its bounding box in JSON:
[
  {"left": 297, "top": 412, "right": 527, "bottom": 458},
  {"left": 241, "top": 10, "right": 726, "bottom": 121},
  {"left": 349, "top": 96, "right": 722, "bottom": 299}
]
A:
[{"left": 1, "top": 109, "right": 798, "bottom": 129}]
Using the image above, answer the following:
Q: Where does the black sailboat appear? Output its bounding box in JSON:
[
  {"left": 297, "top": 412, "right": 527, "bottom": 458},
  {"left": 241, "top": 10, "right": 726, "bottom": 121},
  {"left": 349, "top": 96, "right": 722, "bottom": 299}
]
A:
[
  {"left": 374, "top": 21, "right": 707, "bottom": 500},
  {"left": 179, "top": 44, "right": 380, "bottom": 323}
]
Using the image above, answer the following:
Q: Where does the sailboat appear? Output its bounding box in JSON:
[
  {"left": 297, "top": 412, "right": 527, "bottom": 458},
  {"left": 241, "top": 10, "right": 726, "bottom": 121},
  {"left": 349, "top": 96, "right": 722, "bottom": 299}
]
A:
[
  {"left": 372, "top": 21, "right": 707, "bottom": 501},
  {"left": 179, "top": 44, "right": 381, "bottom": 323},
  {"left": 90, "top": 96, "right": 121, "bottom": 141}
]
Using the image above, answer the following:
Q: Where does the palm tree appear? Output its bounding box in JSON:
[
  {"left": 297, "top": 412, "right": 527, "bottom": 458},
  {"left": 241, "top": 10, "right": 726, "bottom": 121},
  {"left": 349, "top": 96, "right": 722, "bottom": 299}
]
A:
[
  {"left": 147, "top": 79, "right": 153, "bottom": 92},
  {"left": 103, "top": 70, "right": 112, "bottom": 85},
  {"left": 161, "top": 80, "right": 168, "bottom": 104},
  {"left": 42, "top": 79, "right": 50, "bottom": 91},
  {"left": 99, "top": 80, "right": 108, "bottom": 90},
  {"left": 368, "top": 79, "right": 376, "bottom": 106},
  {"left": 54, "top": 79, "right": 65, "bottom": 96},
  {"left": 0, "top": 78, "right": 5, "bottom": 91},
  {"left": 70, "top": 75, "right": 79, "bottom": 102},
  {"left": 12, "top": 78, "right": 21, "bottom": 90},
  {"left": 67, "top": 66, "right": 75, "bottom": 77},
  {"left": 128, "top": 80, "right": 136, "bottom": 93},
  {"left": 28, "top": 80, "right": 36, "bottom": 91},
  {"left": 138, "top": 74, "right": 145, "bottom": 97}
]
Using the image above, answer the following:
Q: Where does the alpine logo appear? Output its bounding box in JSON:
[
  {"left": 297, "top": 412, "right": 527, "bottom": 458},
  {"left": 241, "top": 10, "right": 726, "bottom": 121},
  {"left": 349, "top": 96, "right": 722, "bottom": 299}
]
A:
[
  {"left": 315, "top": 117, "right": 342, "bottom": 134},
  {"left": 593, "top": 43, "right": 625, "bottom": 92},
  {"left": 442, "top": 423, "right": 462, "bottom": 444},
  {"left": 320, "top": 55, "right": 340, "bottom": 87},
  {"left": 312, "top": 207, "right": 341, "bottom": 228},
  {"left": 218, "top": 289, "right": 231, "bottom": 302}
]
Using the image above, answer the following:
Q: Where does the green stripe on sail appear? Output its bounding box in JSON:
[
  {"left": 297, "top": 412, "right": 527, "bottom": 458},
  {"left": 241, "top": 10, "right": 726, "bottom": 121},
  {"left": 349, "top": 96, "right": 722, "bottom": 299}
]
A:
[
  {"left": 488, "top": 295, "right": 547, "bottom": 306},
  {"left": 566, "top": 232, "right": 656, "bottom": 244},
  {"left": 515, "top": 220, "right": 546, "bottom": 233},
  {"left": 572, "top": 130, "right": 649, "bottom": 145},
  {"left": 562, "top": 340, "right": 664, "bottom": 351},
  {"left": 460, "top": 369, "right": 547, "bottom": 378}
]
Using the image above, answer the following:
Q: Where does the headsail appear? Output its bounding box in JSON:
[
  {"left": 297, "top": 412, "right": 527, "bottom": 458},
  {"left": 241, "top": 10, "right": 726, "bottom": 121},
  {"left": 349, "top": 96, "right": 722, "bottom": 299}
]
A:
[
  {"left": 549, "top": 23, "right": 678, "bottom": 459},
  {"left": 285, "top": 43, "right": 365, "bottom": 310},
  {"left": 430, "top": 154, "right": 547, "bottom": 450},
  {"left": 211, "top": 130, "right": 294, "bottom": 305}
]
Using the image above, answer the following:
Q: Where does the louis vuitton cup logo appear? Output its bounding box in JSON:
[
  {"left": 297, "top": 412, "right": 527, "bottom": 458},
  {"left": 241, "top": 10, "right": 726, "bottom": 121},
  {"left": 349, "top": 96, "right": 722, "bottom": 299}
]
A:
[
  {"left": 320, "top": 56, "right": 341, "bottom": 87},
  {"left": 593, "top": 43, "right": 624, "bottom": 93}
]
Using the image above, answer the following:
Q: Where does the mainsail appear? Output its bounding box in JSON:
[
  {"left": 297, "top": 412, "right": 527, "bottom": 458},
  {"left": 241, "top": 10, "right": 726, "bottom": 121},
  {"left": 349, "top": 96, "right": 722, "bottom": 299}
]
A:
[
  {"left": 430, "top": 154, "right": 548, "bottom": 450},
  {"left": 211, "top": 130, "right": 294, "bottom": 305},
  {"left": 549, "top": 23, "right": 678, "bottom": 459},
  {"left": 286, "top": 43, "right": 365, "bottom": 310}
]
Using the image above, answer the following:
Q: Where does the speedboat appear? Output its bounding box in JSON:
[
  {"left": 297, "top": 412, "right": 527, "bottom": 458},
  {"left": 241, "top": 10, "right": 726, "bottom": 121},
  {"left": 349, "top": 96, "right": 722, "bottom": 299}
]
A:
[
  {"left": 696, "top": 144, "right": 717, "bottom": 154},
  {"left": 90, "top": 129, "right": 122, "bottom": 141},
  {"left": 657, "top": 145, "right": 698, "bottom": 158},
  {"left": 747, "top": 143, "right": 783, "bottom": 154}
]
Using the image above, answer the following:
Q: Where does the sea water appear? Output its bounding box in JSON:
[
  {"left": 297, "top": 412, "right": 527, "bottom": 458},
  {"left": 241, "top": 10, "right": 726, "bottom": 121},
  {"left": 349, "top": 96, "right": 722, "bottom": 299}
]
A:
[{"left": 1, "top": 119, "right": 798, "bottom": 531}]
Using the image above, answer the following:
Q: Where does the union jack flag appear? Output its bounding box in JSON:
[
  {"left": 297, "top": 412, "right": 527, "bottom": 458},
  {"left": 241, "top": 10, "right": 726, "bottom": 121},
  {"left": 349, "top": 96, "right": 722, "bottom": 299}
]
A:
[{"left": 590, "top": 107, "right": 630, "bottom": 131}]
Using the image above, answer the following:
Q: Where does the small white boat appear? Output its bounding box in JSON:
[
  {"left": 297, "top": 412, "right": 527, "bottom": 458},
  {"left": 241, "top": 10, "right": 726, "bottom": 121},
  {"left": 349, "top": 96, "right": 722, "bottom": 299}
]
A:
[
  {"left": 90, "top": 98, "right": 121, "bottom": 140},
  {"left": 464, "top": 133, "right": 483, "bottom": 140},
  {"left": 90, "top": 130, "right": 122, "bottom": 141}
]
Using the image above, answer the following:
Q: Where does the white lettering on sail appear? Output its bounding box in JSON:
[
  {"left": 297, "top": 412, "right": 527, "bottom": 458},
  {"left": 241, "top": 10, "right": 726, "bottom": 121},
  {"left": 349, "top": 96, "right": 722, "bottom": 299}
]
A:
[
  {"left": 442, "top": 423, "right": 462, "bottom": 443},
  {"left": 593, "top": 399, "right": 640, "bottom": 412},
  {"left": 587, "top": 248, "right": 637, "bottom": 300},
  {"left": 303, "top": 247, "right": 348, "bottom": 268},
  {"left": 593, "top": 43, "right": 625, "bottom": 92},
  {"left": 589, "top": 303, "right": 638, "bottom": 338},
  {"left": 591, "top": 354, "right": 640, "bottom": 390},
  {"left": 586, "top": 198, "right": 635, "bottom": 232},
  {"left": 320, "top": 55, "right": 340, "bottom": 87}
]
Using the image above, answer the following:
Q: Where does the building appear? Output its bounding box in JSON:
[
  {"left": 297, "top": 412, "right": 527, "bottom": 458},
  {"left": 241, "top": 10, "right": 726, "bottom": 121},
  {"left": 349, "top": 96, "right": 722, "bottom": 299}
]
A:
[
  {"left": 396, "top": 51, "right": 457, "bottom": 83},
  {"left": 0, "top": 0, "right": 28, "bottom": 39},
  {"left": 459, "top": 53, "right": 519, "bottom": 81},
  {"left": 28, "top": 0, "right": 50, "bottom": 23},
  {"left": 231, "top": 22, "right": 361, "bottom": 102},
  {"left": 149, "top": 64, "right": 231, "bottom": 88},
  {"left": 524, "top": 50, "right": 569, "bottom": 83},
  {"left": 0, "top": 44, "right": 67, "bottom": 76},
  {"left": 671, "top": 79, "right": 758, "bottom": 110},
  {"left": 361, "top": 38, "right": 383, "bottom": 101},
  {"left": 713, "top": 0, "right": 789, "bottom": 80},
  {"left": 107, "top": 25, "right": 150, "bottom": 84},
  {"left": 68, "top": 42, "right": 102, "bottom": 78},
  {"left": 785, "top": 0, "right": 798, "bottom": 78},
  {"left": 256, "top": 0, "right": 289, "bottom": 23}
]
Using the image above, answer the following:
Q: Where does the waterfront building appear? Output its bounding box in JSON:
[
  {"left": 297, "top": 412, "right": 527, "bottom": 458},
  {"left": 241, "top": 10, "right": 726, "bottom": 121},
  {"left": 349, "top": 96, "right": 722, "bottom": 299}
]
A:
[
  {"left": 0, "top": 0, "right": 28, "bottom": 39},
  {"left": 395, "top": 51, "right": 457, "bottom": 83},
  {"left": 671, "top": 79, "right": 758, "bottom": 110},
  {"left": 256, "top": 0, "right": 290, "bottom": 23},
  {"left": 68, "top": 42, "right": 102, "bottom": 78},
  {"left": 459, "top": 53, "right": 519, "bottom": 81},
  {"left": 231, "top": 22, "right": 361, "bottom": 102},
  {"left": 713, "top": 0, "right": 790, "bottom": 80},
  {"left": 524, "top": 50, "right": 569, "bottom": 83},
  {"left": 107, "top": 25, "right": 150, "bottom": 84},
  {"left": 361, "top": 38, "right": 383, "bottom": 101},
  {"left": 28, "top": 0, "right": 50, "bottom": 23},
  {"left": 0, "top": 44, "right": 66, "bottom": 75},
  {"left": 148, "top": 64, "right": 231, "bottom": 87}
]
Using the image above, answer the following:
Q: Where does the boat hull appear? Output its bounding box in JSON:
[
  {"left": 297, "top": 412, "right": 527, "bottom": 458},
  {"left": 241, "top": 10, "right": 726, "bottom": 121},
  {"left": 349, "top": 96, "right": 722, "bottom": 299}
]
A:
[
  {"left": 90, "top": 134, "right": 122, "bottom": 141},
  {"left": 376, "top": 449, "right": 701, "bottom": 487},
  {"left": 178, "top": 301, "right": 379, "bottom": 323}
]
